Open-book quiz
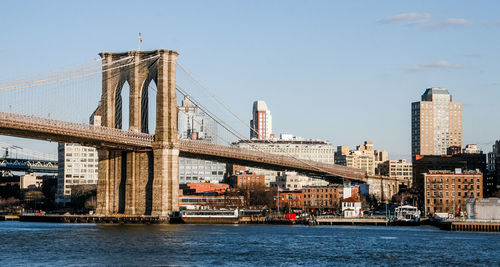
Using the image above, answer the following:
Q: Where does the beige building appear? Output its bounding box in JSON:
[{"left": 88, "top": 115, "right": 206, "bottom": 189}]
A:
[
  {"left": 20, "top": 173, "right": 40, "bottom": 189},
  {"left": 378, "top": 159, "right": 413, "bottom": 186},
  {"left": 335, "top": 141, "right": 387, "bottom": 176},
  {"left": 270, "top": 171, "right": 330, "bottom": 191},
  {"left": 233, "top": 135, "right": 334, "bottom": 186},
  {"left": 411, "top": 87, "right": 462, "bottom": 158}
]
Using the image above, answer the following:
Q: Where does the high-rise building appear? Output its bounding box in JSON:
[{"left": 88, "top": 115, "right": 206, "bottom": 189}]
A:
[
  {"left": 489, "top": 140, "right": 500, "bottom": 189},
  {"left": 177, "top": 96, "right": 226, "bottom": 184},
  {"left": 335, "top": 141, "right": 388, "bottom": 176},
  {"left": 411, "top": 88, "right": 462, "bottom": 158},
  {"left": 56, "top": 106, "right": 101, "bottom": 203},
  {"left": 56, "top": 143, "right": 99, "bottom": 203},
  {"left": 250, "top": 100, "right": 272, "bottom": 140}
]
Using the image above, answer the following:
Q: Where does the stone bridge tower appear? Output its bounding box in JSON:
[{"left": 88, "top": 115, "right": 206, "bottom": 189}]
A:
[{"left": 96, "top": 49, "right": 179, "bottom": 216}]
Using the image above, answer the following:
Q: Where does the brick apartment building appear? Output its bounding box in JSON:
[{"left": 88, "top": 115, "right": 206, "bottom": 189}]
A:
[
  {"left": 424, "top": 169, "right": 483, "bottom": 215},
  {"left": 226, "top": 165, "right": 266, "bottom": 188}
]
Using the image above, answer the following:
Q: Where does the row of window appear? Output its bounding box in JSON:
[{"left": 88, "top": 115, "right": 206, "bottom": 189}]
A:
[
  {"left": 304, "top": 194, "right": 339, "bottom": 199},
  {"left": 427, "top": 198, "right": 468, "bottom": 205},
  {"left": 305, "top": 188, "right": 338, "bottom": 193},
  {"left": 427, "top": 177, "right": 481, "bottom": 183},
  {"left": 427, "top": 191, "right": 480, "bottom": 197},
  {"left": 427, "top": 184, "right": 480, "bottom": 189}
]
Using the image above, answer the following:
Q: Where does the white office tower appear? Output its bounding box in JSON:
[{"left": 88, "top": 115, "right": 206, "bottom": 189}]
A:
[
  {"left": 56, "top": 106, "right": 101, "bottom": 204},
  {"left": 55, "top": 143, "right": 98, "bottom": 203},
  {"left": 177, "top": 96, "right": 226, "bottom": 184},
  {"left": 250, "top": 100, "right": 273, "bottom": 140}
]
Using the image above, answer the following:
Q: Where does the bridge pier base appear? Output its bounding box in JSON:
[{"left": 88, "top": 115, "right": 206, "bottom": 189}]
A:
[
  {"left": 124, "top": 151, "right": 152, "bottom": 215},
  {"left": 97, "top": 150, "right": 154, "bottom": 216},
  {"left": 151, "top": 147, "right": 179, "bottom": 216},
  {"left": 96, "top": 150, "right": 123, "bottom": 215}
]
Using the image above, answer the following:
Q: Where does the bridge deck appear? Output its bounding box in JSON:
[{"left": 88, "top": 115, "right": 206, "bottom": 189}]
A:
[{"left": 0, "top": 112, "right": 367, "bottom": 181}]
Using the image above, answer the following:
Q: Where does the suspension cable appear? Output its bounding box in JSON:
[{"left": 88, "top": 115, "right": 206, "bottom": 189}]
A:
[
  {"left": 0, "top": 56, "right": 133, "bottom": 90},
  {"left": 0, "top": 55, "right": 159, "bottom": 92},
  {"left": 176, "top": 61, "right": 337, "bottom": 176},
  {"left": 0, "top": 58, "right": 103, "bottom": 85}
]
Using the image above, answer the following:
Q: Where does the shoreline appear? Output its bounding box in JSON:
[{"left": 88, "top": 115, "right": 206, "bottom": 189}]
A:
[{"left": 3, "top": 214, "right": 499, "bottom": 232}]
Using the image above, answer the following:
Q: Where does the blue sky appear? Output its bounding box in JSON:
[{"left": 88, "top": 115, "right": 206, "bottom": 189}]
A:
[{"left": 1, "top": 0, "right": 499, "bottom": 159}]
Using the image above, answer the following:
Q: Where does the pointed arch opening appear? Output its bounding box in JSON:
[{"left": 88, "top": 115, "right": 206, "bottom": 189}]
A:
[
  {"left": 115, "top": 81, "right": 130, "bottom": 130},
  {"left": 140, "top": 79, "right": 157, "bottom": 134}
]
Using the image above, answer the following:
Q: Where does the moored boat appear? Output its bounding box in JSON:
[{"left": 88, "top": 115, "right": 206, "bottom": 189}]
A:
[
  {"left": 394, "top": 205, "right": 421, "bottom": 226},
  {"left": 177, "top": 209, "right": 239, "bottom": 224}
]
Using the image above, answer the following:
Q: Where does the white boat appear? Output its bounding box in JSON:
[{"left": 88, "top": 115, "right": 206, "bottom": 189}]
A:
[
  {"left": 179, "top": 209, "right": 239, "bottom": 224},
  {"left": 394, "top": 205, "right": 421, "bottom": 225}
]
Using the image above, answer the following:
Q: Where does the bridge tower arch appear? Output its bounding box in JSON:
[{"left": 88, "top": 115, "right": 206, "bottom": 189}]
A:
[{"left": 96, "top": 49, "right": 179, "bottom": 216}]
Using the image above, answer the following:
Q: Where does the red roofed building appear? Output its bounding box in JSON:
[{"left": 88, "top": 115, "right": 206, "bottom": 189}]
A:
[
  {"left": 184, "top": 182, "right": 229, "bottom": 195},
  {"left": 342, "top": 196, "right": 362, "bottom": 217}
]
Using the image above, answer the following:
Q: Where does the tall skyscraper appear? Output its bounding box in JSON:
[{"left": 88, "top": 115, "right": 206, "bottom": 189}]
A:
[
  {"left": 411, "top": 88, "right": 462, "bottom": 158},
  {"left": 250, "top": 100, "right": 272, "bottom": 140},
  {"left": 177, "top": 96, "right": 225, "bottom": 184}
]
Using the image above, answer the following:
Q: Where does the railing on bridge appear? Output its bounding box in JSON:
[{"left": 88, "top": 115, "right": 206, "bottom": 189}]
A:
[
  {"left": 179, "top": 140, "right": 367, "bottom": 180},
  {"left": 0, "top": 111, "right": 367, "bottom": 181},
  {"left": 0, "top": 111, "right": 153, "bottom": 149}
]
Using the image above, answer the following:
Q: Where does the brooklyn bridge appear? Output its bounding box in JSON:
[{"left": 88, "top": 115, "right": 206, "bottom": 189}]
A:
[{"left": 0, "top": 49, "right": 372, "bottom": 216}]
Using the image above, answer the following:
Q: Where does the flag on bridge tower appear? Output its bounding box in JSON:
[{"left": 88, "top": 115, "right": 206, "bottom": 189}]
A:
[{"left": 138, "top": 32, "right": 143, "bottom": 51}]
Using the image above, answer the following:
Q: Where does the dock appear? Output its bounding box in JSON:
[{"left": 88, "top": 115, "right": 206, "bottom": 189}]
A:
[
  {"left": 313, "top": 216, "right": 389, "bottom": 226},
  {"left": 0, "top": 215, "right": 20, "bottom": 221},
  {"left": 436, "top": 220, "right": 500, "bottom": 232},
  {"left": 19, "top": 214, "right": 169, "bottom": 224}
]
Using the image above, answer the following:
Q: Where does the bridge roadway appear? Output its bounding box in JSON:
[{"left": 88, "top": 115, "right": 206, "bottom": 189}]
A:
[{"left": 0, "top": 111, "right": 367, "bottom": 181}]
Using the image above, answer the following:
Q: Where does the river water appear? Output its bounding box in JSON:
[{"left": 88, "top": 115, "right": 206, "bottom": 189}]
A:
[{"left": 0, "top": 221, "right": 499, "bottom": 266}]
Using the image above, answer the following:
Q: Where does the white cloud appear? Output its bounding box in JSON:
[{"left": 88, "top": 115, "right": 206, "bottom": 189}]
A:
[
  {"left": 378, "top": 13, "right": 472, "bottom": 29},
  {"left": 405, "top": 61, "right": 465, "bottom": 71},
  {"left": 378, "top": 13, "right": 431, "bottom": 24},
  {"left": 446, "top": 18, "right": 472, "bottom": 25}
]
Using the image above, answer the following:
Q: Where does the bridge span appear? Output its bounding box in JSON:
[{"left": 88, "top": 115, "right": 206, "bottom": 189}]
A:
[
  {"left": 0, "top": 49, "right": 369, "bottom": 217},
  {"left": 0, "top": 111, "right": 367, "bottom": 181}
]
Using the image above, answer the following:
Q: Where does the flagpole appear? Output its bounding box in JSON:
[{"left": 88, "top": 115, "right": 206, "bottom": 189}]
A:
[{"left": 138, "top": 32, "right": 142, "bottom": 51}]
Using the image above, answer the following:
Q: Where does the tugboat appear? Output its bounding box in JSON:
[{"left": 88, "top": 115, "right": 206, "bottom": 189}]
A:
[{"left": 394, "top": 205, "right": 421, "bottom": 226}]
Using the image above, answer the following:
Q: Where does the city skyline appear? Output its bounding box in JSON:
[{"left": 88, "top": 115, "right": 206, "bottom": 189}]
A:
[{"left": 1, "top": 1, "right": 499, "bottom": 160}]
